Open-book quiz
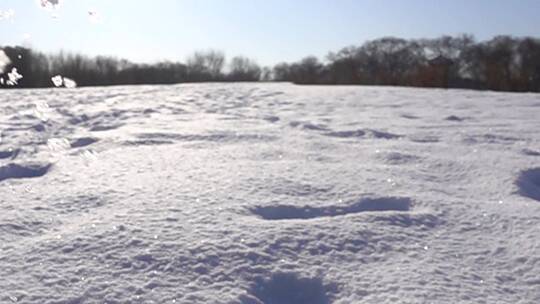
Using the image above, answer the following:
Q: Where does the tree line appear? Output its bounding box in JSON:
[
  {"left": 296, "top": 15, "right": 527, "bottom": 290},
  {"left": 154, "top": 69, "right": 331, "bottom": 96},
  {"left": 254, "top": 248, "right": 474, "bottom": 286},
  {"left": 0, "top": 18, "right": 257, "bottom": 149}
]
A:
[
  {"left": 274, "top": 35, "right": 540, "bottom": 92},
  {"left": 0, "top": 48, "right": 264, "bottom": 88},
  {"left": 2, "top": 34, "right": 540, "bottom": 92}
]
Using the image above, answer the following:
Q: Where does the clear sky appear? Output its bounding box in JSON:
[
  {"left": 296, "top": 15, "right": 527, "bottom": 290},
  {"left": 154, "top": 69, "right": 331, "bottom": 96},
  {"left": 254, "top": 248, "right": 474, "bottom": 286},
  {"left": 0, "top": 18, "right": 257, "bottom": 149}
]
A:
[{"left": 1, "top": 0, "right": 540, "bottom": 66}]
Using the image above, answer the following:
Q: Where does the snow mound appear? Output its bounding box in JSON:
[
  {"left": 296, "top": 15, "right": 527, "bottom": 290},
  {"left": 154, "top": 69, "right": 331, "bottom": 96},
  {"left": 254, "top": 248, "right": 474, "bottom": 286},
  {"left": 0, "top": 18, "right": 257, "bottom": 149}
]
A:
[
  {"left": 248, "top": 273, "right": 336, "bottom": 304},
  {"left": 516, "top": 168, "right": 540, "bottom": 201},
  {"left": 445, "top": 115, "right": 465, "bottom": 122},
  {"left": 289, "top": 121, "right": 329, "bottom": 131},
  {"left": 324, "top": 129, "right": 401, "bottom": 139},
  {"left": 263, "top": 115, "right": 280, "bottom": 123},
  {"left": 0, "top": 162, "right": 52, "bottom": 182},
  {"left": 324, "top": 129, "right": 366, "bottom": 138},
  {"left": 52, "top": 195, "right": 107, "bottom": 214},
  {"left": 70, "top": 137, "right": 98, "bottom": 148},
  {"left": 133, "top": 132, "right": 277, "bottom": 144},
  {"left": 464, "top": 133, "right": 521, "bottom": 145},
  {"left": 377, "top": 151, "right": 420, "bottom": 165},
  {"left": 522, "top": 148, "right": 540, "bottom": 156},
  {"left": 251, "top": 197, "right": 411, "bottom": 220},
  {"left": 401, "top": 114, "right": 420, "bottom": 119},
  {"left": 124, "top": 139, "right": 175, "bottom": 146},
  {"left": 90, "top": 123, "right": 124, "bottom": 132},
  {"left": 409, "top": 134, "right": 439, "bottom": 143},
  {"left": 0, "top": 149, "right": 19, "bottom": 160}
]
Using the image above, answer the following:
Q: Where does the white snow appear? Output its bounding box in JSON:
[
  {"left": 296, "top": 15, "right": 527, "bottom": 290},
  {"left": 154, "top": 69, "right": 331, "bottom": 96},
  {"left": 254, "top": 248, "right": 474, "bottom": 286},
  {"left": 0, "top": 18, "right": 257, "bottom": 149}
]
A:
[
  {"left": 6, "top": 68, "right": 23, "bottom": 86},
  {"left": 0, "top": 49, "right": 10, "bottom": 74},
  {"left": 32, "top": 100, "right": 52, "bottom": 122},
  {"left": 0, "top": 83, "right": 539, "bottom": 303},
  {"left": 0, "top": 9, "right": 14, "bottom": 21},
  {"left": 63, "top": 77, "right": 77, "bottom": 88},
  {"left": 51, "top": 75, "right": 63, "bottom": 87},
  {"left": 51, "top": 75, "right": 77, "bottom": 88}
]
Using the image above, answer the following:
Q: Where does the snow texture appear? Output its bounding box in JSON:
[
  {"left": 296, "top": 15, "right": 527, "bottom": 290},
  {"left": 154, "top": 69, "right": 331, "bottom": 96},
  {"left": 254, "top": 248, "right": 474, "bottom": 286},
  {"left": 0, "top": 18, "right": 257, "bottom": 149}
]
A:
[{"left": 0, "top": 83, "right": 539, "bottom": 303}]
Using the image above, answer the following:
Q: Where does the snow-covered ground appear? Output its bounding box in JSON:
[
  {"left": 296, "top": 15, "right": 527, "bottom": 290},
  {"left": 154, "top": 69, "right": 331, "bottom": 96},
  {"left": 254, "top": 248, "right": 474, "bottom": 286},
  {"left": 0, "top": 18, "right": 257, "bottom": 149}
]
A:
[{"left": 0, "top": 83, "right": 539, "bottom": 303}]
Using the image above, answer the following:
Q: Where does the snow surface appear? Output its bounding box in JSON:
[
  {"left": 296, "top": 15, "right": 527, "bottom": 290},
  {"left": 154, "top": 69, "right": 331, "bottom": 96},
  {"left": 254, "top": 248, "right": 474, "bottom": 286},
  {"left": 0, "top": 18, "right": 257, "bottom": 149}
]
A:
[{"left": 0, "top": 83, "right": 539, "bottom": 303}]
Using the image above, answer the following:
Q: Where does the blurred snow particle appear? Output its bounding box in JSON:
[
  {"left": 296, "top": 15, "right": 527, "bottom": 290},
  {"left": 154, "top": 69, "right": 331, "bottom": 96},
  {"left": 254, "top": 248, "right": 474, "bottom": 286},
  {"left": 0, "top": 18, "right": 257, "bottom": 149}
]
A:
[
  {"left": 17, "top": 55, "right": 22, "bottom": 59},
  {"left": 0, "top": 9, "right": 15, "bottom": 21},
  {"left": 0, "top": 49, "right": 11, "bottom": 73},
  {"left": 39, "top": 0, "right": 62, "bottom": 9},
  {"left": 39, "top": 0, "right": 62, "bottom": 19},
  {"left": 64, "top": 77, "right": 77, "bottom": 88},
  {"left": 88, "top": 10, "right": 101, "bottom": 23},
  {"left": 51, "top": 75, "right": 78, "bottom": 88},
  {"left": 33, "top": 100, "right": 52, "bottom": 121},
  {"left": 51, "top": 75, "right": 63, "bottom": 87},
  {"left": 7, "top": 68, "right": 23, "bottom": 86}
]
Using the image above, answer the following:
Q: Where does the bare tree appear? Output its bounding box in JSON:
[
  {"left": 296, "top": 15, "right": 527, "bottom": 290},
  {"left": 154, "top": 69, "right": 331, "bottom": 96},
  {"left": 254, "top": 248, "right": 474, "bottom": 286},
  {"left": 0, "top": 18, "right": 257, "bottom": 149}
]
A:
[
  {"left": 228, "top": 56, "right": 261, "bottom": 81},
  {"left": 186, "top": 50, "right": 225, "bottom": 81}
]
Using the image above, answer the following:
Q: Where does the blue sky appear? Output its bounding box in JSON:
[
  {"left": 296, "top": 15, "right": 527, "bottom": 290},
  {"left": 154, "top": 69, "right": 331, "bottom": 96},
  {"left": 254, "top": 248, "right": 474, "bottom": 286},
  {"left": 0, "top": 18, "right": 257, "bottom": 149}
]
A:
[{"left": 1, "top": 0, "right": 540, "bottom": 66}]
